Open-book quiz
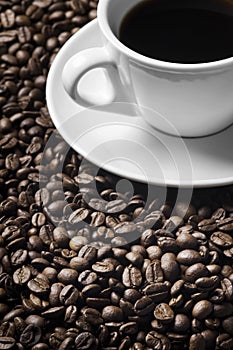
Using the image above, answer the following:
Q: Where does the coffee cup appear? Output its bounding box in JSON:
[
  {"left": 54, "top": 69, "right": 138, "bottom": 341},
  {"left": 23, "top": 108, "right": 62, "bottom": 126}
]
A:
[{"left": 62, "top": 0, "right": 233, "bottom": 137}]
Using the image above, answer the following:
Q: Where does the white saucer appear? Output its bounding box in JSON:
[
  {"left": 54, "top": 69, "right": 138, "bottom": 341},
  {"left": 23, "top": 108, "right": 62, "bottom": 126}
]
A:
[{"left": 46, "top": 19, "right": 233, "bottom": 188}]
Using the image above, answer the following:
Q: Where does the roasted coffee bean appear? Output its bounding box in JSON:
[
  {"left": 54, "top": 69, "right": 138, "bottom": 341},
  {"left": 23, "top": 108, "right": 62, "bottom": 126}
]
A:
[
  {"left": 13, "top": 266, "right": 31, "bottom": 285},
  {"left": 145, "top": 331, "right": 171, "bottom": 350},
  {"left": 78, "top": 270, "right": 97, "bottom": 285},
  {"left": 119, "top": 298, "right": 134, "bottom": 317},
  {"left": 217, "top": 217, "right": 233, "bottom": 231},
  {"left": 57, "top": 268, "right": 78, "bottom": 285},
  {"left": 143, "top": 282, "right": 169, "bottom": 303},
  {"left": 198, "top": 218, "right": 217, "bottom": 232},
  {"left": 221, "top": 278, "right": 233, "bottom": 301},
  {"left": 0, "top": 337, "right": 15, "bottom": 349},
  {"left": 92, "top": 261, "right": 114, "bottom": 275},
  {"left": 41, "top": 306, "right": 65, "bottom": 319},
  {"left": 210, "top": 231, "right": 233, "bottom": 248},
  {"left": 154, "top": 303, "right": 174, "bottom": 323},
  {"left": 192, "top": 300, "right": 213, "bottom": 320},
  {"left": 216, "top": 333, "right": 233, "bottom": 349},
  {"left": 69, "top": 208, "right": 90, "bottom": 224},
  {"left": 49, "top": 283, "right": 64, "bottom": 307},
  {"left": 177, "top": 249, "right": 202, "bottom": 265},
  {"left": 222, "top": 316, "right": 233, "bottom": 335},
  {"left": 70, "top": 257, "right": 89, "bottom": 271},
  {"left": 161, "top": 253, "right": 180, "bottom": 283},
  {"left": 59, "top": 285, "right": 79, "bottom": 305},
  {"left": 213, "top": 302, "right": 233, "bottom": 318},
  {"left": 28, "top": 273, "right": 50, "bottom": 295},
  {"left": 196, "top": 276, "right": 219, "bottom": 291},
  {"left": 122, "top": 266, "right": 142, "bottom": 287},
  {"left": 173, "top": 314, "right": 190, "bottom": 333},
  {"left": 184, "top": 263, "right": 209, "bottom": 283},
  {"left": 145, "top": 260, "right": 163, "bottom": 283},
  {"left": 189, "top": 334, "right": 205, "bottom": 350},
  {"left": 176, "top": 232, "right": 198, "bottom": 250},
  {"left": 134, "top": 296, "right": 154, "bottom": 316},
  {"left": 52, "top": 226, "right": 69, "bottom": 248},
  {"left": 123, "top": 289, "right": 141, "bottom": 303},
  {"left": 75, "top": 332, "right": 98, "bottom": 350},
  {"left": 82, "top": 307, "right": 103, "bottom": 325},
  {"left": 125, "top": 252, "right": 143, "bottom": 267},
  {"left": 20, "top": 324, "right": 42, "bottom": 347},
  {"left": 102, "top": 306, "right": 123, "bottom": 322},
  {"left": 78, "top": 245, "right": 97, "bottom": 261},
  {"left": 64, "top": 305, "right": 78, "bottom": 324},
  {"left": 119, "top": 322, "right": 138, "bottom": 335}
]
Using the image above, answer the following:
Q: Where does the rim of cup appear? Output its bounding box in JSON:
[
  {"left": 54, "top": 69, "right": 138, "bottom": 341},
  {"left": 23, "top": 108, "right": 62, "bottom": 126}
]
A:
[{"left": 98, "top": 0, "right": 233, "bottom": 72}]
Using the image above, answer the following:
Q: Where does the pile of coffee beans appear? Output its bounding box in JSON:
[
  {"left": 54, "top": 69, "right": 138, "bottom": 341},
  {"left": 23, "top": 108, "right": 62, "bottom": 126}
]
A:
[{"left": 0, "top": 1, "right": 233, "bottom": 349}]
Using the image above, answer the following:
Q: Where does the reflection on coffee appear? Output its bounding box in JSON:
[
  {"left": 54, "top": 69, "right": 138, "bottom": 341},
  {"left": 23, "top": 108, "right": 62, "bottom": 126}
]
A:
[{"left": 119, "top": 0, "right": 233, "bottom": 63}]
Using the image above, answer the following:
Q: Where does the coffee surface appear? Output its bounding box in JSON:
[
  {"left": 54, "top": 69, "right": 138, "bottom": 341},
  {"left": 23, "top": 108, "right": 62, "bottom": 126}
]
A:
[{"left": 119, "top": 0, "right": 233, "bottom": 63}]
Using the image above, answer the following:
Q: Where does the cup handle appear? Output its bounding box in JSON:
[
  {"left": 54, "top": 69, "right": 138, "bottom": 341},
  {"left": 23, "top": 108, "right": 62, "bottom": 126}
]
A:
[{"left": 62, "top": 46, "right": 134, "bottom": 107}]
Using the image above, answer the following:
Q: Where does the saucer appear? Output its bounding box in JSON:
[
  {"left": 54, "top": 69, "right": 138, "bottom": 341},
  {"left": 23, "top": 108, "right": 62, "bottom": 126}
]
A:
[{"left": 46, "top": 19, "right": 233, "bottom": 188}]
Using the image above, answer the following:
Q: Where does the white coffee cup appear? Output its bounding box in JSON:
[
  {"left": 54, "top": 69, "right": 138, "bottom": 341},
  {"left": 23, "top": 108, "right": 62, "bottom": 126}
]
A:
[{"left": 62, "top": 0, "right": 233, "bottom": 138}]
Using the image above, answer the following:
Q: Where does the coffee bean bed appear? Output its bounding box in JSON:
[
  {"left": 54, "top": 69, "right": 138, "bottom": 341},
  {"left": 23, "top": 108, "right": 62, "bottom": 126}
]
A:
[{"left": 0, "top": 1, "right": 233, "bottom": 349}]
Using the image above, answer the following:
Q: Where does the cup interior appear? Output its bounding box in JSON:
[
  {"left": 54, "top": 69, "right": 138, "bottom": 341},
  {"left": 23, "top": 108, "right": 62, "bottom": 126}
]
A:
[
  {"left": 104, "top": 0, "right": 140, "bottom": 38},
  {"left": 105, "top": 0, "right": 233, "bottom": 39}
]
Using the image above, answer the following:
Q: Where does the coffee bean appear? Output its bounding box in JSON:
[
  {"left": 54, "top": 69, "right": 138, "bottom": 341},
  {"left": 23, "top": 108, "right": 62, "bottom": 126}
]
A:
[
  {"left": 145, "top": 331, "right": 171, "bottom": 350},
  {"left": 1, "top": 10, "right": 15, "bottom": 29},
  {"left": 145, "top": 260, "right": 163, "bottom": 283},
  {"left": 57, "top": 268, "right": 78, "bottom": 285},
  {"left": 69, "top": 236, "right": 88, "bottom": 251},
  {"left": 192, "top": 300, "right": 213, "bottom": 320},
  {"left": 184, "top": 263, "right": 209, "bottom": 283},
  {"left": 198, "top": 218, "right": 217, "bottom": 232},
  {"left": 69, "top": 208, "right": 90, "bottom": 224},
  {"left": 59, "top": 284, "right": 79, "bottom": 305},
  {"left": 161, "top": 253, "right": 180, "bottom": 283},
  {"left": 78, "top": 270, "right": 97, "bottom": 285},
  {"left": 0, "top": 337, "right": 15, "bottom": 349},
  {"left": 78, "top": 245, "right": 97, "bottom": 261},
  {"left": 173, "top": 314, "right": 190, "bottom": 333},
  {"left": 31, "top": 212, "right": 46, "bottom": 227},
  {"left": 122, "top": 266, "right": 142, "bottom": 287},
  {"left": 177, "top": 249, "right": 202, "bottom": 265},
  {"left": 49, "top": 283, "right": 64, "bottom": 307},
  {"left": 13, "top": 265, "right": 31, "bottom": 285},
  {"left": 64, "top": 305, "right": 78, "bottom": 324},
  {"left": 221, "top": 278, "right": 233, "bottom": 301},
  {"left": 52, "top": 226, "right": 69, "bottom": 248},
  {"left": 196, "top": 275, "right": 219, "bottom": 291},
  {"left": 92, "top": 261, "right": 114, "bottom": 275},
  {"left": 82, "top": 307, "right": 103, "bottom": 325},
  {"left": 143, "top": 282, "right": 169, "bottom": 303},
  {"left": 134, "top": 296, "right": 154, "bottom": 317},
  {"left": 217, "top": 217, "right": 233, "bottom": 231},
  {"left": 41, "top": 306, "right": 65, "bottom": 319},
  {"left": 213, "top": 302, "right": 233, "bottom": 318},
  {"left": 176, "top": 232, "right": 199, "bottom": 250},
  {"left": 189, "top": 334, "right": 205, "bottom": 350},
  {"left": 125, "top": 252, "right": 143, "bottom": 267},
  {"left": 102, "top": 306, "right": 123, "bottom": 322},
  {"left": 154, "top": 303, "right": 174, "bottom": 323},
  {"left": 222, "top": 316, "right": 233, "bottom": 335},
  {"left": 27, "top": 273, "right": 50, "bottom": 295},
  {"left": 210, "top": 231, "right": 233, "bottom": 248},
  {"left": 75, "top": 332, "right": 98, "bottom": 350}
]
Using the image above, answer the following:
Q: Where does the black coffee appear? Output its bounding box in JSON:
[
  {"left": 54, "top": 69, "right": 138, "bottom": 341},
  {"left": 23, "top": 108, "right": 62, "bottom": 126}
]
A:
[{"left": 119, "top": 0, "right": 233, "bottom": 63}]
